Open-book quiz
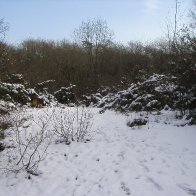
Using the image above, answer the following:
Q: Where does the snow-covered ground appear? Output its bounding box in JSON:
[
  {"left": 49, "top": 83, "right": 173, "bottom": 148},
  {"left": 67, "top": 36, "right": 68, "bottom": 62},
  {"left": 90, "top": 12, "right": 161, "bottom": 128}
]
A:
[{"left": 0, "top": 107, "right": 196, "bottom": 196}]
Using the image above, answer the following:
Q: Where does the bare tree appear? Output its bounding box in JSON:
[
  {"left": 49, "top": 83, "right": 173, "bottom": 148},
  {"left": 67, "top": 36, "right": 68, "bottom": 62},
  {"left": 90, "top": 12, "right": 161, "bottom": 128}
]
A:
[
  {"left": 173, "top": 0, "right": 179, "bottom": 42},
  {"left": 166, "top": 0, "right": 196, "bottom": 115},
  {"left": 73, "top": 18, "right": 113, "bottom": 53},
  {"left": 0, "top": 18, "right": 9, "bottom": 41},
  {"left": 73, "top": 18, "right": 114, "bottom": 84},
  {"left": 0, "top": 18, "right": 9, "bottom": 79},
  {"left": 189, "top": 0, "right": 196, "bottom": 30}
]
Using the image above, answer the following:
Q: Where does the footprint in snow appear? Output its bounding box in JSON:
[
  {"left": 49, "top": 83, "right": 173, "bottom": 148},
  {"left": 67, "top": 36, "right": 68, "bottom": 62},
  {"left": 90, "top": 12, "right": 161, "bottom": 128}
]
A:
[
  {"left": 147, "top": 177, "right": 163, "bottom": 191},
  {"left": 114, "top": 169, "right": 119, "bottom": 173},
  {"left": 140, "top": 163, "right": 150, "bottom": 172},
  {"left": 178, "top": 184, "right": 196, "bottom": 195},
  {"left": 135, "top": 175, "right": 141, "bottom": 179},
  {"left": 118, "top": 152, "right": 125, "bottom": 160},
  {"left": 121, "top": 182, "right": 131, "bottom": 195}
]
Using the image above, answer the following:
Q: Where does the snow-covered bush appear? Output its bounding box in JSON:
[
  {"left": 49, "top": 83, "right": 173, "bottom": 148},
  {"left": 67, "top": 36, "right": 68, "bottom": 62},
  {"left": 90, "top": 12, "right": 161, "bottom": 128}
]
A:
[
  {"left": 0, "top": 100, "right": 13, "bottom": 114},
  {"left": 0, "top": 82, "right": 30, "bottom": 104},
  {"left": 35, "top": 80, "right": 55, "bottom": 95},
  {"left": 82, "top": 93, "right": 103, "bottom": 107},
  {"left": 54, "top": 84, "right": 76, "bottom": 105},
  {"left": 0, "top": 79, "right": 56, "bottom": 106},
  {"left": 82, "top": 74, "right": 196, "bottom": 115}
]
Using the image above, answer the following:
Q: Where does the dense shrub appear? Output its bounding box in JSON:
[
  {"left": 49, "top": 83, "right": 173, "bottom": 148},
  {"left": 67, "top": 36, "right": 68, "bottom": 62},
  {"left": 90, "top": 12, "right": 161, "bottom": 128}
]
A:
[
  {"left": 83, "top": 74, "right": 183, "bottom": 112},
  {"left": 0, "top": 82, "right": 30, "bottom": 104},
  {"left": 54, "top": 84, "right": 76, "bottom": 104}
]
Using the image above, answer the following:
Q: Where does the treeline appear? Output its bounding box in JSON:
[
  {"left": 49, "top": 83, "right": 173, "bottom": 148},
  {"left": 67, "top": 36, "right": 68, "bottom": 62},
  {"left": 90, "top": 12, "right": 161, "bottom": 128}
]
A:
[
  {"left": 0, "top": 18, "right": 195, "bottom": 97},
  {"left": 0, "top": 39, "right": 174, "bottom": 93}
]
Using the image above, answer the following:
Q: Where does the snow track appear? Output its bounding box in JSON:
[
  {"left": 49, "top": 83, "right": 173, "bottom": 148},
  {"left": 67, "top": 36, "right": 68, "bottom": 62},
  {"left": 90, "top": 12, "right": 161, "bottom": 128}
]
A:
[{"left": 0, "top": 108, "right": 196, "bottom": 196}]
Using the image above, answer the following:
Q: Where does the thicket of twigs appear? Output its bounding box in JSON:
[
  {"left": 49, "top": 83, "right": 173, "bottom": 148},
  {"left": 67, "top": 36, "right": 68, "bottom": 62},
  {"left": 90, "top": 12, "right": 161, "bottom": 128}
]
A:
[{"left": 0, "top": 107, "right": 93, "bottom": 177}]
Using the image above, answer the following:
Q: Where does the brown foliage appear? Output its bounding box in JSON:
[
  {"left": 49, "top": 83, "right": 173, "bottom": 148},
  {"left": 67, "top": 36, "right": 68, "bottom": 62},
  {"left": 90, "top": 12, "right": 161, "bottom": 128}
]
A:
[
  {"left": 1, "top": 39, "right": 172, "bottom": 95},
  {"left": 31, "top": 97, "right": 45, "bottom": 108}
]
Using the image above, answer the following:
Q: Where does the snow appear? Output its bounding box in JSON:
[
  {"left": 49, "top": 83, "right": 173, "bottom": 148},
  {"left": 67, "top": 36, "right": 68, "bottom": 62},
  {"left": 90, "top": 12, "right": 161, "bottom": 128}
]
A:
[
  {"left": 155, "top": 84, "right": 177, "bottom": 93},
  {"left": 0, "top": 107, "right": 196, "bottom": 196},
  {"left": 146, "top": 100, "right": 159, "bottom": 107},
  {"left": 144, "top": 74, "right": 168, "bottom": 82},
  {"left": 26, "top": 88, "right": 38, "bottom": 95},
  {"left": 0, "top": 100, "right": 16, "bottom": 113}
]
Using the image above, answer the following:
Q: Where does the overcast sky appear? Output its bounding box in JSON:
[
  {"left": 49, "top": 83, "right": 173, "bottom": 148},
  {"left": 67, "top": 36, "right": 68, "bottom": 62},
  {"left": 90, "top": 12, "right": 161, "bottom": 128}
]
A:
[{"left": 0, "top": 0, "right": 193, "bottom": 45}]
